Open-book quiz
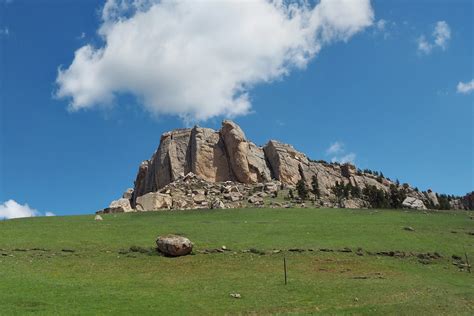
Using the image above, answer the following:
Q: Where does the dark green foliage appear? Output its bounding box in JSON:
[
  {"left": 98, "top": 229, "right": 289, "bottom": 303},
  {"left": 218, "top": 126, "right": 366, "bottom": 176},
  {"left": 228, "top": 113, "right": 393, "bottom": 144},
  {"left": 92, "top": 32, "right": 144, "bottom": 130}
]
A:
[
  {"left": 389, "top": 184, "right": 406, "bottom": 209},
  {"left": 311, "top": 175, "right": 320, "bottom": 198},
  {"left": 288, "top": 189, "right": 294, "bottom": 199},
  {"left": 362, "top": 185, "right": 390, "bottom": 209},
  {"left": 296, "top": 179, "right": 309, "bottom": 200},
  {"left": 332, "top": 181, "right": 345, "bottom": 200},
  {"left": 351, "top": 185, "right": 361, "bottom": 198},
  {"left": 437, "top": 194, "right": 451, "bottom": 210}
]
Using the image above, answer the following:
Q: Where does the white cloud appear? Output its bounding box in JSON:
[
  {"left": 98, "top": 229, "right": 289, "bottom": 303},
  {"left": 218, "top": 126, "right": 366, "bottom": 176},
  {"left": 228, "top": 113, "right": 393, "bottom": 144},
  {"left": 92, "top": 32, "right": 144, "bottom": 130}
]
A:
[
  {"left": 45, "top": 212, "right": 56, "bottom": 217},
  {"left": 417, "top": 21, "right": 451, "bottom": 54},
  {"left": 56, "top": 0, "right": 374, "bottom": 121},
  {"left": 0, "top": 200, "right": 38, "bottom": 219},
  {"left": 326, "top": 141, "right": 356, "bottom": 164},
  {"left": 433, "top": 21, "right": 450, "bottom": 49},
  {"left": 375, "top": 19, "right": 387, "bottom": 31},
  {"left": 326, "top": 141, "right": 344, "bottom": 155},
  {"left": 332, "top": 153, "right": 356, "bottom": 164},
  {"left": 457, "top": 79, "right": 474, "bottom": 95},
  {"left": 0, "top": 200, "right": 55, "bottom": 220}
]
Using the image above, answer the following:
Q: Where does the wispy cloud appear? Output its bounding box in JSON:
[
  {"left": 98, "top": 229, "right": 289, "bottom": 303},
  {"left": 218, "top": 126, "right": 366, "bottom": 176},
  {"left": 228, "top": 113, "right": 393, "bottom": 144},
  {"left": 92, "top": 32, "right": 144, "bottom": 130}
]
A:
[
  {"left": 0, "top": 200, "right": 55, "bottom": 220},
  {"left": 457, "top": 79, "right": 474, "bottom": 95},
  {"left": 417, "top": 21, "right": 451, "bottom": 54},
  {"left": 333, "top": 153, "right": 356, "bottom": 164},
  {"left": 0, "top": 27, "right": 9, "bottom": 37},
  {"left": 373, "top": 19, "right": 395, "bottom": 39},
  {"left": 326, "top": 141, "right": 344, "bottom": 155},
  {"left": 326, "top": 142, "right": 356, "bottom": 164}
]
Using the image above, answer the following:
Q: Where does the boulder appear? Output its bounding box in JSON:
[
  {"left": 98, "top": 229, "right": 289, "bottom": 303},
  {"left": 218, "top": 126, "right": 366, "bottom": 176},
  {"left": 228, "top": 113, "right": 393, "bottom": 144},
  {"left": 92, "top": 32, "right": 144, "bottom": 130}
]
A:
[
  {"left": 341, "top": 198, "right": 366, "bottom": 209},
  {"left": 402, "top": 197, "right": 427, "bottom": 210},
  {"left": 211, "top": 198, "right": 226, "bottom": 209},
  {"left": 425, "top": 190, "right": 439, "bottom": 207},
  {"left": 264, "top": 182, "right": 279, "bottom": 194},
  {"left": 108, "top": 198, "right": 133, "bottom": 213},
  {"left": 193, "top": 194, "right": 207, "bottom": 204},
  {"left": 156, "top": 235, "right": 193, "bottom": 257},
  {"left": 136, "top": 192, "right": 172, "bottom": 211},
  {"left": 248, "top": 195, "right": 264, "bottom": 205},
  {"left": 224, "top": 192, "right": 242, "bottom": 202},
  {"left": 94, "top": 215, "right": 103, "bottom": 221}
]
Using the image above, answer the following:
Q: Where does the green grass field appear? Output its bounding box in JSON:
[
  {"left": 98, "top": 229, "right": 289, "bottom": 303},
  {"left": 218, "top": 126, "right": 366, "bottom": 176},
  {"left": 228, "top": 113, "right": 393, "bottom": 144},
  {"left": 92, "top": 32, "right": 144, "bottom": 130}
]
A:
[{"left": 1, "top": 207, "right": 473, "bottom": 315}]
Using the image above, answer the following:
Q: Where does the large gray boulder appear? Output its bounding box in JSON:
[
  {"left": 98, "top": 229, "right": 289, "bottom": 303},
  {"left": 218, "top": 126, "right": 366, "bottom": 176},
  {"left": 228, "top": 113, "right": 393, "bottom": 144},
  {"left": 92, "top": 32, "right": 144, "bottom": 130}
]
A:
[
  {"left": 425, "top": 190, "right": 439, "bottom": 207},
  {"left": 108, "top": 198, "right": 133, "bottom": 213},
  {"left": 136, "top": 192, "right": 172, "bottom": 211},
  {"left": 402, "top": 197, "right": 427, "bottom": 210},
  {"left": 156, "top": 235, "right": 193, "bottom": 257}
]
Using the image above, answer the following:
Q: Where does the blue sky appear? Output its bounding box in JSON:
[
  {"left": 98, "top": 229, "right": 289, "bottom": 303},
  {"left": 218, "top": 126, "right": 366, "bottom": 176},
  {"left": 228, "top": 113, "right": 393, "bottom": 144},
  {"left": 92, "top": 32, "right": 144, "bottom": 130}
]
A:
[{"left": 0, "top": 0, "right": 472, "bottom": 217}]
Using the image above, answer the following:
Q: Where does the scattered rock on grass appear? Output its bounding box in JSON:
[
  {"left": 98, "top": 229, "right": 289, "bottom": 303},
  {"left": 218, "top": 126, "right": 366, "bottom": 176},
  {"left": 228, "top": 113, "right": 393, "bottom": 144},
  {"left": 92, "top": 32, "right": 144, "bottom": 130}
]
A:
[
  {"left": 156, "top": 235, "right": 193, "bottom": 257},
  {"left": 403, "top": 226, "right": 415, "bottom": 232},
  {"left": 94, "top": 215, "right": 103, "bottom": 221},
  {"left": 230, "top": 293, "right": 241, "bottom": 299}
]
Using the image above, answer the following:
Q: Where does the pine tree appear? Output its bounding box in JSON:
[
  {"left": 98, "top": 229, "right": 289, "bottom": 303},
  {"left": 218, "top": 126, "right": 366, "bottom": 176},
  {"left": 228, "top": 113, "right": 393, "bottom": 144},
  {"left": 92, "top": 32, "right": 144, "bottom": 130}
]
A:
[
  {"left": 296, "top": 179, "right": 309, "bottom": 200},
  {"left": 311, "top": 175, "right": 320, "bottom": 198}
]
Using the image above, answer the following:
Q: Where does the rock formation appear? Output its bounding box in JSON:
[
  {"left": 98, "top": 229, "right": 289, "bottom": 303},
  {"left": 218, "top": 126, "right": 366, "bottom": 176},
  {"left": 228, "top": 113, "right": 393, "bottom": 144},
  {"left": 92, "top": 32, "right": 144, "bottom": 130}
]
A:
[{"left": 97, "top": 120, "right": 472, "bottom": 214}]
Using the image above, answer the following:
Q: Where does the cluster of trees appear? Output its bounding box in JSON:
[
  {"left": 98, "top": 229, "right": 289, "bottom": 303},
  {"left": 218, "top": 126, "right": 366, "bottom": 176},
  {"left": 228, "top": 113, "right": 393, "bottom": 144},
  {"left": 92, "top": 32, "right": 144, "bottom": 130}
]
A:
[
  {"left": 289, "top": 176, "right": 468, "bottom": 211},
  {"left": 293, "top": 176, "right": 321, "bottom": 201},
  {"left": 331, "top": 181, "right": 361, "bottom": 201},
  {"left": 330, "top": 182, "right": 407, "bottom": 209},
  {"left": 361, "top": 184, "right": 407, "bottom": 209}
]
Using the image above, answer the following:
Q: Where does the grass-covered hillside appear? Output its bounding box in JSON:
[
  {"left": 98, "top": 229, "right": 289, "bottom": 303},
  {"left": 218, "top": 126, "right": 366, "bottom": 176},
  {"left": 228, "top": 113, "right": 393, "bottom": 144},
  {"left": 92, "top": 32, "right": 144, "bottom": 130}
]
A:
[{"left": 1, "top": 208, "right": 473, "bottom": 315}]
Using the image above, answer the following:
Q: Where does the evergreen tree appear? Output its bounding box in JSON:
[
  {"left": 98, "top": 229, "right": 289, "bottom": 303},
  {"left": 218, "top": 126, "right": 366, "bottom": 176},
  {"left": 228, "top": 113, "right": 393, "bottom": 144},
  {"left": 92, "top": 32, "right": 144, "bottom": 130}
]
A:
[
  {"left": 351, "top": 184, "right": 361, "bottom": 198},
  {"left": 311, "top": 175, "right": 320, "bottom": 198},
  {"left": 288, "top": 189, "right": 294, "bottom": 199},
  {"left": 296, "top": 179, "right": 309, "bottom": 200}
]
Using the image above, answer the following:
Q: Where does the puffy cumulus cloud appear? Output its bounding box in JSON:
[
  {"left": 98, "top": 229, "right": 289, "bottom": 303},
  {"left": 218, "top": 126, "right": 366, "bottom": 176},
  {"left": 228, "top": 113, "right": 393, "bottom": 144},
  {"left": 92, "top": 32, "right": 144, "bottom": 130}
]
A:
[
  {"left": 417, "top": 21, "right": 451, "bottom": 54},
  {"left": 326, "top": 141, "right": 356, "bottom": 164},
  {"left": 0, "top": 200, "right": 55, "bottom": 220},
  {"left": 56, "top": 0, "right": 374, "bottom": 121},
  {"left": 457, "top": 79, "right": 474, "bottom": 95}
]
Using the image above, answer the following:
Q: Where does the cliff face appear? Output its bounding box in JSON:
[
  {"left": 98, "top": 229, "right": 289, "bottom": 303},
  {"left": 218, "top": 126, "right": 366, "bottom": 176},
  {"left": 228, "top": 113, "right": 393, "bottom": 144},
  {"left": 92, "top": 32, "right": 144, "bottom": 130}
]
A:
[
  {"left": 93, "top": 119, "right": 474, "bottom": 214},
  {"left": 132, "top": 121, "right": 272, "bottom": 205},
  {"left": 129, "top": 120, "right": 447, "bottom": 209}
]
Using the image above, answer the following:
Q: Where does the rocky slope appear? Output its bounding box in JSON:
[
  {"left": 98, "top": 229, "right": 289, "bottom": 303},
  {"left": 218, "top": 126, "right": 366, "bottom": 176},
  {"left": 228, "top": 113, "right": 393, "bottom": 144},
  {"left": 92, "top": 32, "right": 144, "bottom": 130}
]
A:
[{"left": 98, "top": 120, "right": 472, "bottom": 213}]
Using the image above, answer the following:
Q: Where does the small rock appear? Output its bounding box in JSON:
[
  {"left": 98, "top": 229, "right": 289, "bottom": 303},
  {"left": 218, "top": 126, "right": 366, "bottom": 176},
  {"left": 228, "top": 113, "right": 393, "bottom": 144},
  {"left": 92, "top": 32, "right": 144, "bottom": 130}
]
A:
[
  {"left": 94, "top": 215, "right": 103, "bottom": 221},
  {"left": 403, "top": 226, "right": 415, "bottom": 232},
  {"left": 230, "top": 293, "right": 241, "bottom": 299}
]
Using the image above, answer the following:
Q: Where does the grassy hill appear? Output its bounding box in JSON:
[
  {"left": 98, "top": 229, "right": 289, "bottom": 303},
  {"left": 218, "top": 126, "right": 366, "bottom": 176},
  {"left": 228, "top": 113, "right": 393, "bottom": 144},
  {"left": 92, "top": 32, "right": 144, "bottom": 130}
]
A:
[{"left": 0, "top": 207, "right": 473, "bottom": 315}]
